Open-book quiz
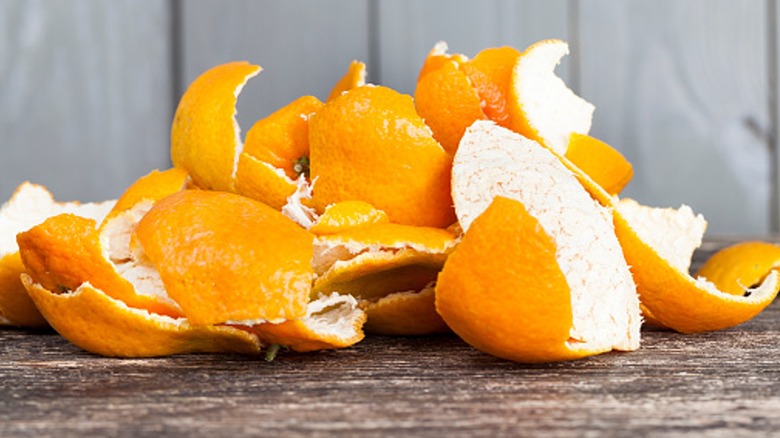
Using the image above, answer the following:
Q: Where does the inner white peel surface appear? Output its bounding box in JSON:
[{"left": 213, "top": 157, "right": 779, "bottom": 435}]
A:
[{"left": 453, "top": 120, "right": 640, "bottom": 352}]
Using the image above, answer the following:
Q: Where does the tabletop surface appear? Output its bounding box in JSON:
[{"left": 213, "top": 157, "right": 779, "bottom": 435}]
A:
[{"left": 2, "top": 239, "right": 779, "bottom": 437}]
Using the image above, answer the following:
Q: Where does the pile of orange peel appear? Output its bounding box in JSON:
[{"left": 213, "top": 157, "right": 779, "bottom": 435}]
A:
[{"left": 2, "top": 39, "right": 780, "bottom": 363}]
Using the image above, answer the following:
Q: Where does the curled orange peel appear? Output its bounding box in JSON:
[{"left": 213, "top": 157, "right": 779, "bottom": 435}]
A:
[
  {"left": 312, "top": 222, "right": 456, "bottom": 335},
  {"left": 443, "top": 121, "right": 640, "bottom": 362},
  {"left": 0, "top": 183, "right": 115, "bottom": 327},
  {"left": 309, "top": 85, "right": 455, "bottom": 228}
]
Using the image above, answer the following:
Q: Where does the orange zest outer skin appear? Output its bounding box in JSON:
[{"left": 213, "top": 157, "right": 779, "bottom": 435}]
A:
[
  {"left": 461, "top": 46, "right": 520, "bottom": 128},
  {"left": 251, "top": 312, "right": 367, "bottom": 353},
  {"left": 365, "top": 288, "right": 449, "bottom": 335},
  {"left": 103, "top": 168, "right": 188, "bottom": 223},
  {"left": 613, "top": 214, "right": 780, "bottom": 333},
  {"left": 171, "top": 61, "right": 261, "bottom": 192},
  {"left": 135, "top": 190, "right": 313, "bottom": 326},
  {"left": 327, "top": 60, "right": 366, "bottom": 102},
  {"left": 23, "top": 277, "right": 262, "bottom": 358},
  {"left": 243, "top": 95, "right": 323, "bottom": 180},
  {"left": 309, "top": 200, "right": 390, "bottom": 236},
  {"left": 309, "top": 86, "right": 455, "bottom": 228},
  {"left": 414, "top": 60, "right": 486, "bottom": 154},
  {"left": 565, "top": 133, "right": 633, "bottom": 196},
  {"left": 696, "top": 241, "right": 780, "bottom": 296},
  {"left": 235, "top": 152, "right": 298, "bottom": 210},
  {"left": 0, "top": 252, "right": 47, "bottom": 327},
  {"left": 17, "top": 214, "right": 183, "bottom": 318},
  {"left": 436, "top": 196, "right": 589, "bottom": 363}
]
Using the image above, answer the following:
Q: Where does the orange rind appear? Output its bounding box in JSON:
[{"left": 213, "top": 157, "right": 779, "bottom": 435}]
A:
[
  {"left": 17, "top": 188, "right": 365, "bottom": 357},
  {"left": 134, "top": 190, "right": 313, "bottom": 326},
  {"left": 235, "top": 95, "right": 323, "bottom": 209},
  {"left": 696, "top": 241, "right": 780, "bottom": 296},
  {"left": 309, "top": 200, "right": 389, "bottom": 236},
  {"left": 613, "top": 199, "right": 780, "bottom": 333},
  {"left": 565, "top": 133, "right": 633, "bottom": 196},
  {"left": 327, "top": 60, "right": 366, "bottom": 102},
  {"left": 0, "top": 182, "right": 114, "bottom": 327},
  {"left": 22, "top": 276, "right": 262, "bottom": 357},
  {"left": 441, "top": 121, "right": 640, "bottom": 362},
  {"left": 171, "top": 61, "right": 261, "bottom": 193},
  {"left": 309, "top": 85, "right": 455, "bottom": 228},
  {"left": 415, "top": 43, "right": 485, "bottom": 154},
  {"left": 312, "top": 222, "right": 457, "bottom": 335}
]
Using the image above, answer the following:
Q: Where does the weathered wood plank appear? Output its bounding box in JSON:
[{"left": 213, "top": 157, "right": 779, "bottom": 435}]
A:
[
  {"left": 578, "top": 0, "right": 772, "bottom": 234},
  {"left": 0, "top": 0, "right": 173, "bottom": 203},
  {"left": 179, "top": 0, "right": 371, "bottom": 132},
  {"left": 376, "top": 0, "right": 570, "bottom": 95},
  {"left": 2, "top": 239, "right": 780, "bottom": 437}
]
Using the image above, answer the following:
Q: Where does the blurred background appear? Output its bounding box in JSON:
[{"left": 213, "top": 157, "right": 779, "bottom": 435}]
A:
[{"left": 0, "top": 0, "right": 776, "bottom": 235}]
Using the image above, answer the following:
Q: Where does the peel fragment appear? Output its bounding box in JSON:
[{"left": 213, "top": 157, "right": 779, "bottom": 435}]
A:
[
  {"left": 441, "top": 121, "right": 640, "bottom": 362},
  {"left": 312, "top": 223, "right": 457, "bottom": 335},
  {"left": 0, "top": 183, "right": 115, "bottom": 327}
]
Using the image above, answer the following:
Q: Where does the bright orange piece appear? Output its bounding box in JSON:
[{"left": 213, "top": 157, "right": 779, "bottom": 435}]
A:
[
  {"left": 565, "top": 133, "right": 633, "bottom": 196},
  {"left": 309, "top": 85, "right": 455, "bottom": 228},
  {"left": 0, "top": 252, "right": 46, "bottom": 327},
  {"left": 103, "top": 168, "right": 188, "bottom": 223},
  {"left": 23, "top": 276, "right": 262, "bottom": 358},
  {"left": 414, "top": 43, "right": 486, "bottom": 155},
  {"left": 235, "top": 95, "right": 323, "bottom": 209},
  {"left": 696, "top": 241, "right": 780, "bottom": 296},
  {"left": 134, "top": 190, "right": 313, "bottom": 326},
  {"left": 461, "top": 46, "right": 520, "bottom": 127},
  {"left": 312, "top": 223, "right": 456, "bottom": 335},
  {"left": 309, "top": 200, "right": 389, "bottom": 235},
  {"left": 507, "top": 39, "right": 594, "bottom": 155},
  {"left": 327, "top": 60, "right": 366, "bottom": 102},
  {"left": 17, "top": 214, "right": 183, "bottom": 318},
  {"left": 437, "top": 196, "right": 591, "bottom": 363},
  {"left": 613, "top": 200, "right": 780, "bottom": 333},
  {"left": 171, "top": 61, "right": 261, "bottom": 192}
]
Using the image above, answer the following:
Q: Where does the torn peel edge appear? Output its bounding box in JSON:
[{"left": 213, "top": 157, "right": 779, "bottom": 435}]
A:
[
  {"left": 21, "top": 276, "right": 264, "bottom": 357},
  {"left": 363, "top": 283, "right": 450, "bottom": 335}
]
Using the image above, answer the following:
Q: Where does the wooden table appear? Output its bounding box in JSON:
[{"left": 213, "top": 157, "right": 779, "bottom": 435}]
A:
[{"left": 2, "top": 239, "right": 779, "bottom": 437}]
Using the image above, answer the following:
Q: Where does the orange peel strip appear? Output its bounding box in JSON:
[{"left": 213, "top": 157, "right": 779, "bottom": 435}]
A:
[
  {"left": 309, "top": 85, "right": 455, "bottom": 228},
  {"left": 171, "top": 61, "right": 261, "bottom": 192},
  {"left": 696, "top": 241, "right": 780, "bottom": 296},
  {"left": 327, "top": 60, "right": 367, "bottom": 102},
  {"left": 23, "top": 275, "right": 262, "bottom": 357}
]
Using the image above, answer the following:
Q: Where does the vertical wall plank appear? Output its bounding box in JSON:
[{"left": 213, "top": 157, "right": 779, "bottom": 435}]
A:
[
  {"left": 0, "top": 0, "right": 173, "bottom": 202},
  {"left": 376, "top": 0, "right": 571, "bottom": 96},
  {"left": 579, "top": 0, "right": 771, "bottom": 234},
  {"left": 180, "top": 0, "right": 370, "bottom": 132}
]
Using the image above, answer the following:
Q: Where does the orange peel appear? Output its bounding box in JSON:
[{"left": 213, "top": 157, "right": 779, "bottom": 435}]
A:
[
  {"left": 696, "top": 241, "right": 780, "bottom": 296},
  {"left": 235, "top": 95, "right": 323, "bottom": 209},
  {"left": 17, "top": 187, "right": 365, "bottom": 357},
  {"left": 414, "top": 43, "right": 485, "bottom": 154},
  {"left": 309, "top": 85, "right": 455, "bottom": 228},
  {"left": 0, "top": 182, "right": 114, "bottom": 327},
  {"left": 22, "top": 276, "right": 262, "bottom": 357},
  {"left": 312, "top": 222, "right": 456, "bottom": 335},
  {"left": 441, "top": 121, "right": 640, "bottom": 362},
  {"left": 613, "top": 199, "right": 780, "bottom": 333},
  {"left": 327, "top": 60, "right": 366, "bottom": 102},
  {"left": 309, "top": 200, "right": 389, "bottom": 236},
  {"left": 171, "top": 61, "right": 261, "bottom": 193},
  {"left": 505, "top": 39, "right": 633, "bottom": 198}
]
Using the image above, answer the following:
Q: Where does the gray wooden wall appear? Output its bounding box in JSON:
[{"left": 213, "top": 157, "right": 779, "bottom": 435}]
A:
[{"left": 0, "top": 0, "right": 776, "bottom": 235}]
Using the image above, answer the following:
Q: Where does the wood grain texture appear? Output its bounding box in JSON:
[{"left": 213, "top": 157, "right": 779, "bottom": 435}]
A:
[
  {"left": 179, "top": 0, "right": 370, "bottom": 132},
  {"left": 0, "top": 0, "right": 173, "bottom": 203},
  {"left": 376, "top": 0, "right": 571, "bottom": 96},
  {"left": 578, "top": 0, "right": 772, "bottom": 234},
  {"left": 2, "top": 239, "right": 780, "bottom": 437}
]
